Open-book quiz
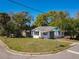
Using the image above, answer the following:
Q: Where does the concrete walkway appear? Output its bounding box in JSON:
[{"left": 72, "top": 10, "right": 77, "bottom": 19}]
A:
[{"left": 0, "top": 40, "right": 79, "bottom": 59}]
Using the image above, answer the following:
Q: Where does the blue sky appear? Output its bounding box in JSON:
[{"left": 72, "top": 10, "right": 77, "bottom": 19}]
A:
[{"left": 0, "top": 0, "right": 79, "bottom": 17}]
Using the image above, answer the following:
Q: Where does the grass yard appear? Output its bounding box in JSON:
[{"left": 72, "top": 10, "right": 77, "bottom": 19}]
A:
[{"left": 0, "top": 37, "right": 71, "bottom": 54}]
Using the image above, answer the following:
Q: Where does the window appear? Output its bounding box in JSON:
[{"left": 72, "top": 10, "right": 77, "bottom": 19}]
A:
[
  {"left": 43, "top": 32, "right": 48, "bottom": 35},
  {"left": 34, "top": 31, "right": 39, "bottom": 35},
  {"left": 58, "top": 31, "right": 60, "bottom": 35}
]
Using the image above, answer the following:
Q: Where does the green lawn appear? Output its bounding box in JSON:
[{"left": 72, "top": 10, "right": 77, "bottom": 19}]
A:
[{"left": 0, "top": 37, "right": 71, "bottom": 54}]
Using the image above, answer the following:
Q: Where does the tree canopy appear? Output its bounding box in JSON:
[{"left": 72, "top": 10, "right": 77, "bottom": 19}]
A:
[{"left": 0, "top": 12, "right": 32, "bottom": 37}]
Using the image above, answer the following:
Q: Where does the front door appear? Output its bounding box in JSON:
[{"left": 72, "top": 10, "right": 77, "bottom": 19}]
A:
[{"left": 50, "top": 31, "right": 54, "bottom": 39}]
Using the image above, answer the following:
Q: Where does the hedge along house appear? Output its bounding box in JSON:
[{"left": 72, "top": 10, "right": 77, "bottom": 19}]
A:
[{"left": 32, "top": 26, "right": 63, "bottom": 39}]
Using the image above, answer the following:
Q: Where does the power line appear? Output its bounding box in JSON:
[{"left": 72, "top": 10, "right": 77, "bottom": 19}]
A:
[{"left": 8, "top": 0, "right": 45, "bottom": 13}]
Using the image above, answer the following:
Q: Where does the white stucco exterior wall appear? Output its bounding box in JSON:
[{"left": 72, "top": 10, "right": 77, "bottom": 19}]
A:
[
  {"left": 54, "top": 31, "right": 62, "bottom": 38},
  {"left": 32, "top": 31, "right": 39, "bottom": 38},
  {"left": 32, "top": 30, "right": 63, "bottom": 39},
  {"left": 32, "top": 31, "right": 50, "bottom": 39}
]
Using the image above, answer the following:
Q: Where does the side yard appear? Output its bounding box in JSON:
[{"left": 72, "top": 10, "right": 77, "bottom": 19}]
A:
[{"left": 0, "top": 36, "right": 71, "bottom": 54}]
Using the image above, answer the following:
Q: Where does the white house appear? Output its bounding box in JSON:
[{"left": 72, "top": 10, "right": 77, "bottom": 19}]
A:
[{"left": 32, "top": 26, "right": 63, "bottom": 39}]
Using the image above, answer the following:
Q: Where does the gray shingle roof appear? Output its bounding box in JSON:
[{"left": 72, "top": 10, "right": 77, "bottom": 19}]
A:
[{"left": 32, "top": 26, "right": 59, "bottom": 32}]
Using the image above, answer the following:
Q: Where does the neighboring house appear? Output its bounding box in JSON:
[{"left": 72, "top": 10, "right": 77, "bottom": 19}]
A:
[
  {"left": 21, "top": 30, "right": 31, "bottom": 37},
  {"left": 32, "top": 26, "right": 63, "bottom": 39}
]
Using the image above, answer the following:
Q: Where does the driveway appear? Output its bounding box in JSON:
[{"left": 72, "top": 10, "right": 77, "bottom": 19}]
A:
[{"left": 0, "top": 40, "right": 79, "bottom": 59}]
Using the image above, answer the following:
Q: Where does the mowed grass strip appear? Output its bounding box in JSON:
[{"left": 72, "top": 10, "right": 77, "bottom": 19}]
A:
[{"left": 1, "top": 37, "right": 70, "bottom": 53}]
